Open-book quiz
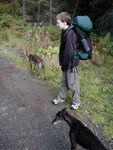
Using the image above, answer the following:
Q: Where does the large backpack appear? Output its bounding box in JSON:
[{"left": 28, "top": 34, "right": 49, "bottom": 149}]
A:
[{"left": 65, "top": 16, "right": 93, "bottom": 60}]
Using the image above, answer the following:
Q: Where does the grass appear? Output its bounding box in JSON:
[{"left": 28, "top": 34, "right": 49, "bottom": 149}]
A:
[{"left": 77, "top": 59, "right": 113, "bottom": 139}]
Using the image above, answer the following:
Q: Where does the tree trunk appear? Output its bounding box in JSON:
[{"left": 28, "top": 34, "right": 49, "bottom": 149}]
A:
[
  {"left": 37, "top": 0, "right": 41, "bottom": 23},
  {"left": 13, "top": 0, "right": 16, "bottom": 13},
  {"left": 72, "top": 0, "right": 79, "bottom": 19},
  {"left": 22, "top": 0, "right": 26, "bottom": 18},
  {"left": 49, "top": 0, "right": 52, "bottom": 24},
  {"left": 65, "top": 0, "right": 67, "bottom": 11}
]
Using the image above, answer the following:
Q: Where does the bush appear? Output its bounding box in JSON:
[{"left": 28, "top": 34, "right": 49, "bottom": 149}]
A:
[
  {"left": 45, "top": 25, "right": 60, "bottom": 42},
  {"left": 36, "top": 46, "right": 59, "bottom": 58},
  {"left": 97, "top": 33, "right": 113, "bottom": 55},
  {"left": 0, "top": 2, "right": 20, "bottom": 14},
  {"left": 91, "top": 32, "right": 98, "bottom": 43},
  {"left": 0, "top": 13, "right": 27, "bottom": 28},
  {"left": 0, "top": 29, "right": 9, "bottom": 41}
]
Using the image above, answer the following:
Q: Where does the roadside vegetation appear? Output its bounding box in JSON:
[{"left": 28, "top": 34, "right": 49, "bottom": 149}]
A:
[{"left": 0, "top": 15, "right": 113, "bottom": 144}]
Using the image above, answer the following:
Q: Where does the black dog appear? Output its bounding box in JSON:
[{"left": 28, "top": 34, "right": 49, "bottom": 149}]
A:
[{"left": 52, "top": 108, "right": 107, "bottom": 150}]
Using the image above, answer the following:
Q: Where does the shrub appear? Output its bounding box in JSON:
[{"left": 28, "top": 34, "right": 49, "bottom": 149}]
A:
[
  {"left": 0, "top": 2, "right": 20, "bottom": 14},
  {"left": 97, "top": 33, "right": 113, "bottom": 55},
  {"left": 45, "top": 25, "right": 60, "bottom": 42},
  {"left": 0, "top": 14, "right": 27, "bottom": 28},
  {"left": 36, "top": 46, "right": 59, "bottom": 58},
  {"left": 0, "top": 29, "right": 9, "bottom": 41},
  {"left": 91, "top": 32, "right": 98, "bottom": 43}
]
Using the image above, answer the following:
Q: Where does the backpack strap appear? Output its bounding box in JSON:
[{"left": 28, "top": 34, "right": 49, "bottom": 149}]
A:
[{"left": 63, "top": 25, "right": 74, "bottom": 38}]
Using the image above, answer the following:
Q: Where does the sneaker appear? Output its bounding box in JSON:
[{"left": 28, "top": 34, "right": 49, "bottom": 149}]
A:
[
  {"left": 52, "top": 97, "right": 65, "bottom": 105},
  {"left": 71, "top": 103, "right": 80, "bottom": 110}
]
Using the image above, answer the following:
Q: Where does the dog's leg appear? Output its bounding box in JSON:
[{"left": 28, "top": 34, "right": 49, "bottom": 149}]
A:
[
  {"left": 37, "top": 63, "right": 43, "bottom": 81},
  {"left": 69, "top": 130, "right": 77, "bottom": 150},
  {"left": 33, "top": 63, "right": 36, "bottom": 72},
  {"left": 42, "top": 64, "right": 46, "bottom": 80},
  {"left": 29, "top": 60, "right": 33, "bottom": 73}
]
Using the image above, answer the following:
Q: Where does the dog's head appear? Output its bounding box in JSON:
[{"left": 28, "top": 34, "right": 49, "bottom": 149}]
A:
[{"left": 52, "top": 108, "right": 67, "bottom": 125}]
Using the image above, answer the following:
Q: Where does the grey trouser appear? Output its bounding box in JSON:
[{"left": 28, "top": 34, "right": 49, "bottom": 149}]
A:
[{"left": 57, "top": 67, "right": 80, "bottom": 104}]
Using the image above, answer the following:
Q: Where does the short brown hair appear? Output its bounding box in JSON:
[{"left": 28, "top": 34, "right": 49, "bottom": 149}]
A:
[{"left": 56, "top": 12, "right": 71, "bottom": 25}]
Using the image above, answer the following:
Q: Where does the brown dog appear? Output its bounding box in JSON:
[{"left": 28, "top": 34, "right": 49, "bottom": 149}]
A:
[{"left": 26, "top": 51, "right": 45, "bottom": 81}]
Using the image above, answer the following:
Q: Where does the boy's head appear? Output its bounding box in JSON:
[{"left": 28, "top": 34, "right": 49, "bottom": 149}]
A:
[{"left": 56, "top": 12, "right": 71, "bottom": 30}]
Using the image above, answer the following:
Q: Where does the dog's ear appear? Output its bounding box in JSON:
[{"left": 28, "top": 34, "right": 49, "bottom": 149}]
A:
[{"left": 62, "top": 108, "right": 67, "bottom": 112}]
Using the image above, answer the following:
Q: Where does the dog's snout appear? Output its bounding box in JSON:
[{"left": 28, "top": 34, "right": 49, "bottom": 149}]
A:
[{"left": 51, "top": 119, "right": 55, "bottom": 124}]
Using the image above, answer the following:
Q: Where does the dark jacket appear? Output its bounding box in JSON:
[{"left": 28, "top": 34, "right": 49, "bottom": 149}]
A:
[{"left": 59, "top": 27, "right": 80, "bottom": 71}]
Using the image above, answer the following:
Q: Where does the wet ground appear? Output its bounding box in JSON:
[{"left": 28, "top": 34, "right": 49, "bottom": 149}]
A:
[{"left": 0, "top": 45, "right": 111, "bottom": 150}]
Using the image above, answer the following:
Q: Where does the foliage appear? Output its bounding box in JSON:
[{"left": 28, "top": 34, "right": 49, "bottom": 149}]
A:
[
  {"left": 91, "top": 0, "right": 112, "bottom": 5},
  {"left": 0, "top": 29, "right": 9, "bottom": 41},
  {"left": 0, "top": 0, "right": 113, "bottom": 36},
  {"left": 0, "top": 13, "right": 27, "bottom": 28},
  {"left": 89, "top": 0, "right": 112, "bottom": 18},
  {"left": 94, "top": 7, "right": 113, "bottom": 36},
  {"left": 45, "top": 25, "right": 61, "bottom": 42},
  {"left": 27, "top": 0, "right": 45, "bottom": 3},
  {"left": 0, "top": 0, "right": 20, "bottom": 14},
  {"left": 36, "top": 46, "right": 59, "bottom": 58},
  {"left": 97, "top": 33, "right": 113, "bottom": 55},
  {"left": 90, "top": 32, "right": 98, "bottom": 42}
]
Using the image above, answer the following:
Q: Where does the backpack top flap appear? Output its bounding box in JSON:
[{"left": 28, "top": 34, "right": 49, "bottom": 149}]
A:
[{"left": 75, "top": 16, "right": 93, "bottom": 32}]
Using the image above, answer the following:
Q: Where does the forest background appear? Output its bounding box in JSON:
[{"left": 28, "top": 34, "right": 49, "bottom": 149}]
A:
[
  {"left": 0, "top": 0, "right": 113, "bottom": 35},
  {"left": 0, "top": 0, "right": 113, "bottom": 148}
]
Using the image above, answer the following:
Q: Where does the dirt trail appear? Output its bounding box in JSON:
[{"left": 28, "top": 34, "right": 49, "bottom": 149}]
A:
[{"left": 0, "top": 46, "right": 110, "bottom": 150}]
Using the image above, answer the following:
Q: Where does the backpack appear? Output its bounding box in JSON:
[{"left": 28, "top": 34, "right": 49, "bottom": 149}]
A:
[{"left": 65, "top": 16, "right": 93, "bottom": 60}]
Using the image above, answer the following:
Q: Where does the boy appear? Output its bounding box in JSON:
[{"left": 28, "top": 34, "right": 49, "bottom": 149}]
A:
[{"left": 52, "top": 12, "right": 80, "bottom": 110}]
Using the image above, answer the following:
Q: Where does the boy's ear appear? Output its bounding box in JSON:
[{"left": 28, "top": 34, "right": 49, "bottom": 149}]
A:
[{"left": 64, "top": 21, "right": 67, "bottom": 25}]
